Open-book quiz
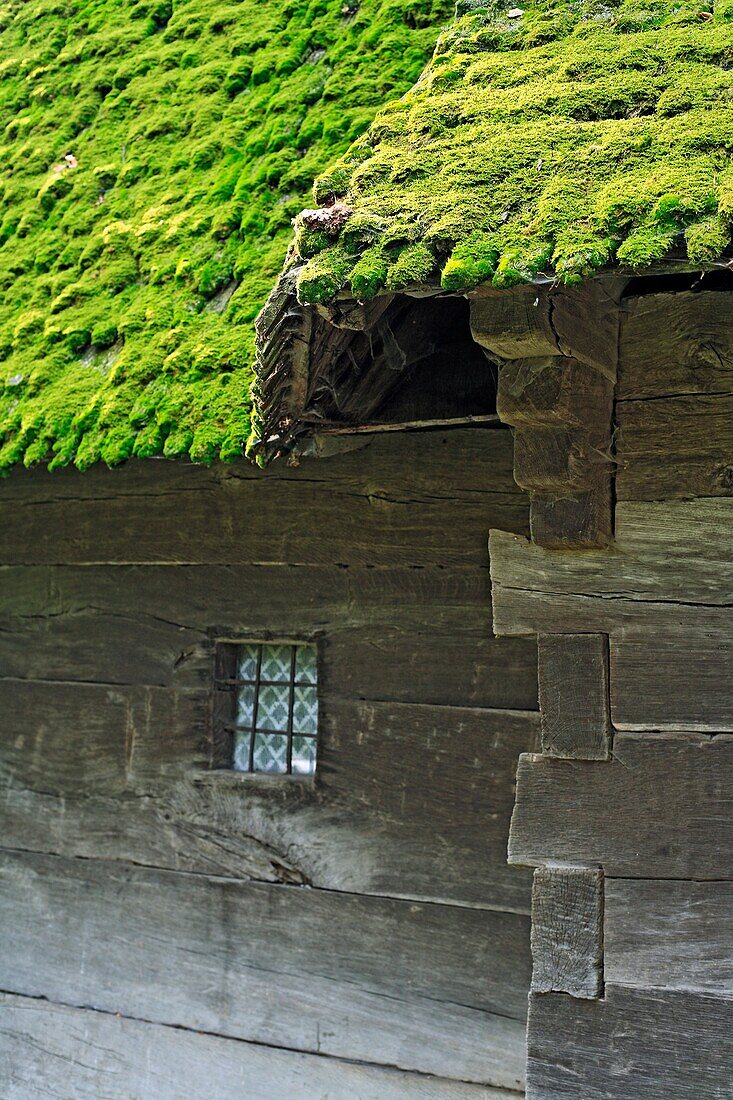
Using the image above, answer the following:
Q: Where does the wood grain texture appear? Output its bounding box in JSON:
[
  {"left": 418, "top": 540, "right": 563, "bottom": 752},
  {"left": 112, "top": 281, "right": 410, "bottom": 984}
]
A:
[
  {"left": 0, "top": 563, "right": 537, "bottom": 710},
  {"left": 469, "top": 285, "right": 559, "bottom": 359},
  {"left": 0, "top": 849, "right": 530, "bottom": 1090},
  {"left": 491, "top": 500, "right": 733, "bottom": 730},
  {"left": 0, "top": 678, "right": 538, "bottom": 909},
  {"left": 509, "top": 733, "right": 733, "bottom": 878},
  {"left": 618, "top": 291, "right": 733, "bottom": 400},
  {"left": 605, "top": 879, "right": 733, "bottom": 996},
  {"left": 496, "top": 355, "right": 614, "bottom": 549},
  {"left": 617, "top": 290, "right": 733, "bottom": 499},
  {"left": 527, "top": 986, "right": 733, "bottom": 1099},
  {"left": 531, "top": 868, "right": 604, "bottom": 999},
  {"left": 0, "top": 429, "right": 527, "bottom": 566},
  {"left": 538, "top": 635, "right": 611, "bottom": 759},
  {"left": 492, "top": 499, "right": 733, "bottom": 613},
  {"left": 0, "top": 993, "right": 517, "bottom": 1100},
  {"left": 616, "top": 393, "right": 733, "bottom": 500}
]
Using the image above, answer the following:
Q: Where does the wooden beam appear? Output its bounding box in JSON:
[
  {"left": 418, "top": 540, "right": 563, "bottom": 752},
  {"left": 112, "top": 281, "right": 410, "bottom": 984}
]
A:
[
  {"left": 0, "top": 429, "right": 528, "bottom": 567},
  {"left": 538, "top": 635, "right": 611, "bottom": 760},
  {"left": 0, "top": 991, "right": 512, "bottom": 1100},
  {"left": 0, "top": 849, "right": 529, "bottom": 1090},
  {"left": 527, "top": 986, "right": 733, "bottom": 1099},
  {"left": 530, "top": 868, "right": 604, "bottom": 999},
  {"left": 509, "top": 733, "right": 733, "bottom": 878},
  {"left": 496, "top": 357, "right": 614, "bottom": 549},
  {"left": 605, "top": 879, "right": 733, "bottom": 997}
]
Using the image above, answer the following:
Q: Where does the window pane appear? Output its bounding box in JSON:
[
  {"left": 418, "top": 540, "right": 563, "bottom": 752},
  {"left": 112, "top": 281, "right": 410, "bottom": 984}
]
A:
[
  {"left": 237, "top": 643, "right": 259, "bottom": 681},
  {"left": 236, "top": 683, "right": 256, "bottom": 727},
  {"left": 293, "top": 685, "right": 318, "bottom": 734},
  {"left": 295, "top": 644, "right": 317, "bottom": 684},
  {"left": 259, "top": 644, "right": 292, "bottom": 683},
  {"left": 256, "top": 683, "right": 290, "bottom": 732},
  {"left": 292, "top": 735, "right": 317, "bottom": 776},
  {"left": 253, "top": 732, "right": 288, "bottom": 774},
  {"left": 232, "top": 728, "right": 252, "bottom": 772}
]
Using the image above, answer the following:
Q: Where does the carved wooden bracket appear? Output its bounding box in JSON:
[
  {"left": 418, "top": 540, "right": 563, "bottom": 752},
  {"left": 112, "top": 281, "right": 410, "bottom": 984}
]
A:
[{"left": 470, "top": 280, "right": 623, "bottom": 548}]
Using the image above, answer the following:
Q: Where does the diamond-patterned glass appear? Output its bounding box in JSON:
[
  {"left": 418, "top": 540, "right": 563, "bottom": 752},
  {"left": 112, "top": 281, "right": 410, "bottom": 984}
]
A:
[
  {"left": 236, "top": 684, "right": 256, "bottom": 727},
  {"left": 217, "top": 641, "right": 319, "bottom": 776},
  {"left": 255, "top": 683, "right": 290, "bottom": 732},
  {"left": 291, "top": 735, "right": 317, "bottom": 775},
  {"left": 259, "top": 644, "right": 292, "bottom": 683},
  {"left": 232, "top": 728, "right": 252, "bottom": 772},
  {"left": 253, "top": 732, "right": 288, "bottom": 774},
  {"left": 292, "top": 685, "right": 318, "bottom": 734},
  {"left": 237, "top": 644, "right": 259, "bottom": 680},
  {"left": 295, "top": 644, "right": 317, "bottom": 684}
]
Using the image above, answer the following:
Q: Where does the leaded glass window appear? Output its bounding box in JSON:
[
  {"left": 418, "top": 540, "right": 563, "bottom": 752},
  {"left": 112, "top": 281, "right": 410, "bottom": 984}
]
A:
[{"left": 213, "top": 642, "right": 318, "bottom": 776}]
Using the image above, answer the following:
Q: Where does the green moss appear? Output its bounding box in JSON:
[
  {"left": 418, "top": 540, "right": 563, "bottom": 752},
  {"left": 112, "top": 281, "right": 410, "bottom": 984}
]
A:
[
  {"left": 291, "top": 0, "right": 733, "bottom": 303},
  {"left": 0, "top": 0, "right": 453, "bottom": 472}
]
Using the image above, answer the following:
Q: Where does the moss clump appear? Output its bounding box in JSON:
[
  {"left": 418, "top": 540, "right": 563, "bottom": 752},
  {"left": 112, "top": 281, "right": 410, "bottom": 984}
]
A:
[
  {"left": 289, "top": 0, "right": 733, "bottom": 303},
  {"left": 0, "top": 0, "right": 453, "bottom": 472}
]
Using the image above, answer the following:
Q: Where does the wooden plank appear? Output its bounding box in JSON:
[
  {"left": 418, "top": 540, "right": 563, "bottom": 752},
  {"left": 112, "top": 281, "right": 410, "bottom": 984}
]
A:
[
  {"left": 491, "top": 499, "right": 733, "bottom": 617},
  {"left": 0, "top": 850, "right": 530, "bottom": 1089},
  {"left": 538, "top": 635, "right": 611, "bottom": 759},
  {"left": 490, "top": 502, "right": 733, "bottom": 730},
  {"left": 0, "top": 563, "right": 538, "bottom": 710},
  {"left": 509, "top": 733, "right": 733, "bottom": 879},
  {"left": 527, "top": 985, "right": 733, "bottom": 1099},
  {"left": 618, "top": 290, "right": 733, "bottom": 400},
  {"left": 616, "top": 393, "right": 733, "bottom": 500},
  {"left": 530, "top": 868, "right": 603, "bottom": 999},
  {"left": 610, "top": 632, "right": 733, "bottom": 731},
  {"left": 469, "top": 285, "right": 559, "bottom": 359},
  {"left": 0, "top": 679, "right": 539, "bottom": 909},
  {"left": 0, "top": 992, "right": 516, "bottom": 1100},
  {"left": 528, "top": 485, "right": 612, "bottom": 551},
  {"left": 0, "top": 429, "right": 528, "bottom": 566},
  {"left": 0, "top": 681, "right": 208, "bottom": 796},
  {"left": 605, "top": 879, "right": 733, "bottom": 996}
]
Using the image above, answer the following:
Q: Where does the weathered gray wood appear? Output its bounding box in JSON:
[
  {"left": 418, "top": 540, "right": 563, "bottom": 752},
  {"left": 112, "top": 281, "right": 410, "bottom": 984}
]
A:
[
  {"left": 618, "top": 290, "right": 733, "bottom": 400},
  {"left": 616, "top": 290, "right": 733, "bottom": 499},
  {"left": 527, "top": 986, "right": 733, "bottom": 1099},
  {"left": 0, "top": 563, "right": 538, "bottom": 710},
  {"left": 538, "top": 635, "right": 611, "bottom": 759},
  {"left": 491, "top": 501, "right": 733, "bottom": 730},
  {"left": 0, "top": 681, "right": 539, "bottom": 909},
  {"left": 469, "top": 279, "right": 623, "bottom": 374},
  {"left": 469, "top": 285, "right": 559, "bottom": 359},
  {"left": 0, "top": 993, "right": 517, "bottom": 1100},
  {"left": 0, "top": 430, "right": 528, "bottom": 566},
  {"left": 491, "top": 499, "right": 733, "bottom": 615},
  {"left": 531, "top": 868, "right": 603, "bottom": 999},
  {"left": 0, "top": 849, "right": 529, "bottom": 1089},
  {"left": 609, "top": 631, "right": 733, "bottom": 731},
  {"left": 496, "top": 356, "right": 614, "bottom": 548},
  {"left": 509, "top": 733, "right": 733, "bottom": 878},
  {"left": 528, "top": 486, "right": 612, "bottom": 550},
  {"left": 616, "top": 393, "right": 733, "bottom": 500},
  {"left": 605, "top": 879, "right": 733, "bottom": 996},
  {"left": 548, "top": 280, "right": 622, "bottom": 380}
]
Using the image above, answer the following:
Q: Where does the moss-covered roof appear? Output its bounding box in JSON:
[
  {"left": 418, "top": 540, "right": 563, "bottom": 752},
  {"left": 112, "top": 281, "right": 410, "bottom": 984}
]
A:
[
  {"left": 292, "top": 0, "right": 733, "bottom": 305},
  {"left": 0, "top": 0, "right": 452, "bottom": 471}
]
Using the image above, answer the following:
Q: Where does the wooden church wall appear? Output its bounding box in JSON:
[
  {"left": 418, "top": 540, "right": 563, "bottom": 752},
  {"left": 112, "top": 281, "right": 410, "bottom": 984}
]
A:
[
  {"left": 491, "top": 289, "right": 733, "bottom": 1098},
  {"left": 0, "top": 427, "right": 536, "bottom": 1096}
]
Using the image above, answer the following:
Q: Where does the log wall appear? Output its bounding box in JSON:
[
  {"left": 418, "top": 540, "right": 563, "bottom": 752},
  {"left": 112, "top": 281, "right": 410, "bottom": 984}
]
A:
[
  {"left": 0, "top": 427, "right": 535, "bottom": 1097},
  {"left": 490, "top": 288, "right": 733, "bottom": 1099}
]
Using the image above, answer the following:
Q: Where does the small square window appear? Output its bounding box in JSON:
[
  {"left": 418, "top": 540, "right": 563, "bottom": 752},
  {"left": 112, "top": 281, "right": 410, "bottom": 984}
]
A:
[{"left": 213, "top": 642, "right": 319, "bottom": 776}]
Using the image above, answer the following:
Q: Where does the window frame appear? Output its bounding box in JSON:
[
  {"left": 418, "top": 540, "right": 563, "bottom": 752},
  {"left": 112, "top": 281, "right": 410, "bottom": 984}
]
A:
[{"left": 211, "top": 638, "right": 320, "bottom": 778}]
